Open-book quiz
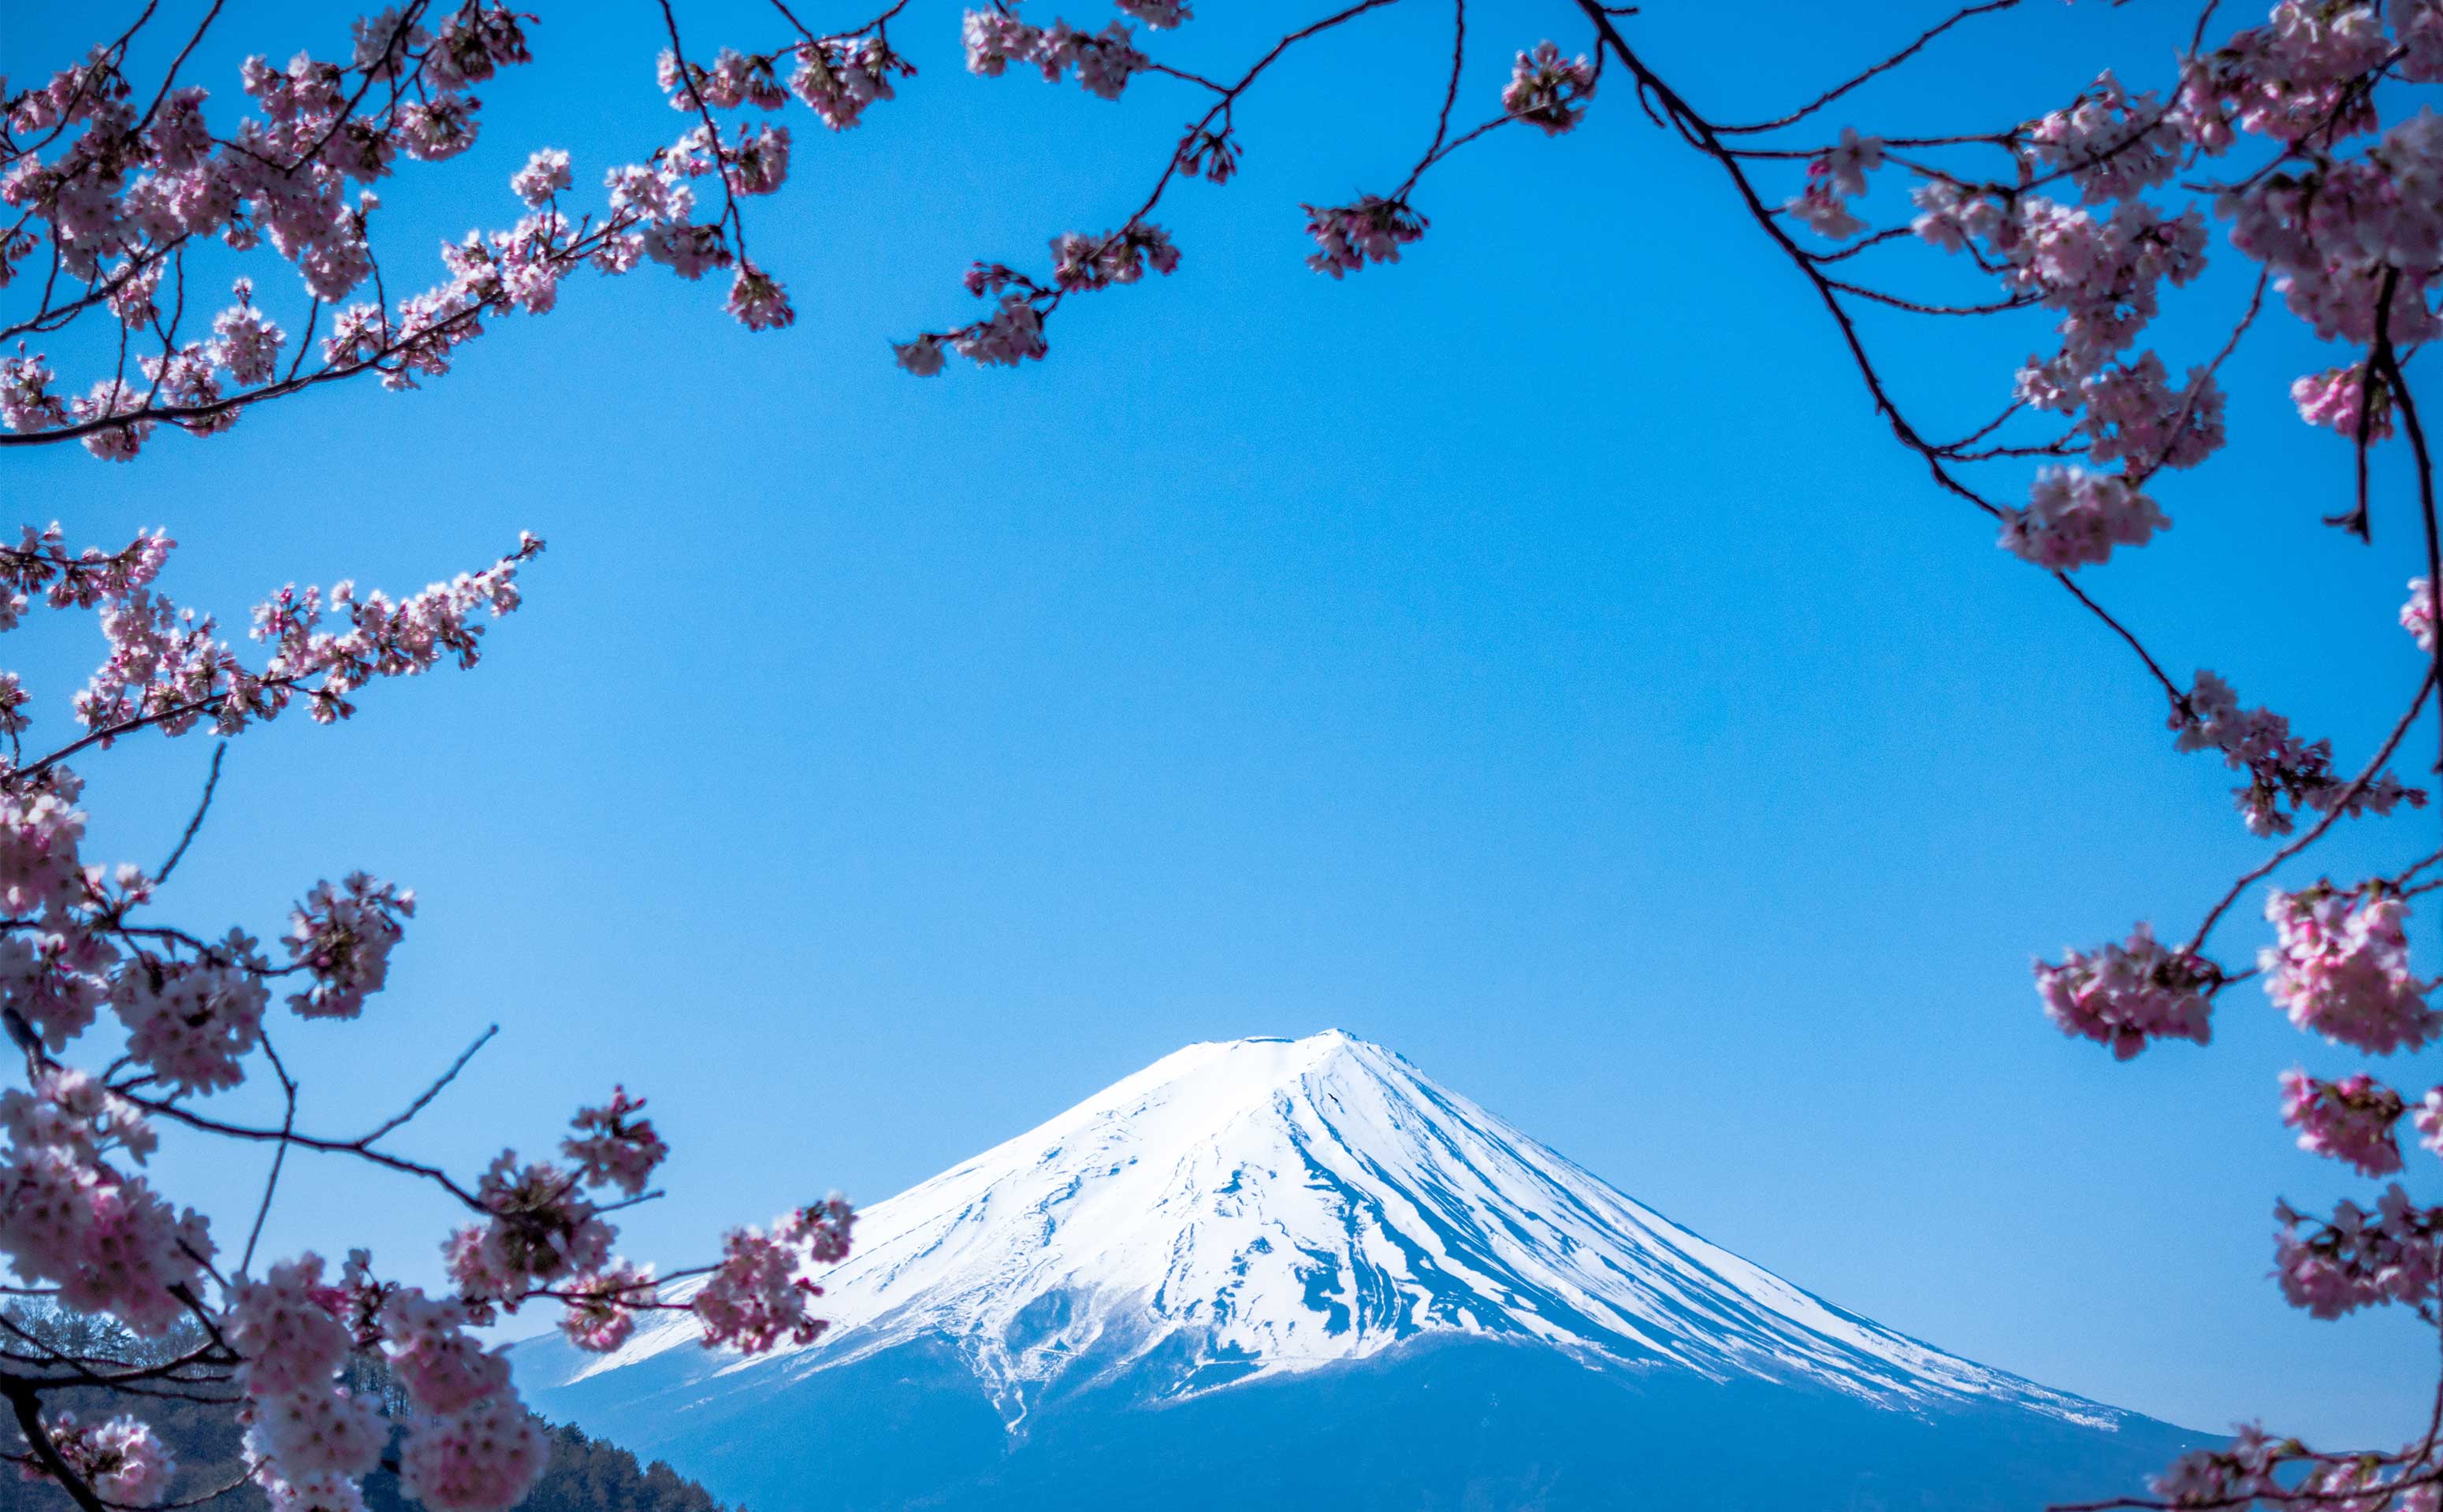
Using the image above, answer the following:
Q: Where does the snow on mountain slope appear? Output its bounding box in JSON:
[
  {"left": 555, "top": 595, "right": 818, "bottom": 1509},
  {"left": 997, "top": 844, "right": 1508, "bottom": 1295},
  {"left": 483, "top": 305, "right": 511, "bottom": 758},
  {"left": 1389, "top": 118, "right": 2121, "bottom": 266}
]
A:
[{"left": 548, "top": 1031, "right": 2118, "bottom": 1431}]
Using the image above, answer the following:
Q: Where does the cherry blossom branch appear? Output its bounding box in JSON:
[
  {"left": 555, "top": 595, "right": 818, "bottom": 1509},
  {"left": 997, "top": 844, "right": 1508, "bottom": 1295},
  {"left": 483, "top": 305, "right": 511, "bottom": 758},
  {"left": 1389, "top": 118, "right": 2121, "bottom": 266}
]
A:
[
  {"left": 96, "top": 1094, "right": 482, "bottom": 1206},
  {"left": 354, "top": 1025, "right": 497, "bottom": 1146},
  {"left": 1567, "top": 0, "right": 2197, "bottom": 713},
  {"left": 2373, "top": 345, "right": 2442, "bottom": 775},
  {"left": 655, "top": 0, "right": 753, "bottom": 264},
  {"left": 2181, "top": 669, "right": 2439, "bottom": 956},
  {"left": 149, "top": 742, "right": 224, "bottom": 887},
  {"left": 1712, "top": 0, "right": 2025, "bottom": 135},
  {"left": 2336, "top": 268, "right": 2405, "bottom": 541},
  {"left": 237, "top": 1037, "right": 299, "bottom": 1277}
]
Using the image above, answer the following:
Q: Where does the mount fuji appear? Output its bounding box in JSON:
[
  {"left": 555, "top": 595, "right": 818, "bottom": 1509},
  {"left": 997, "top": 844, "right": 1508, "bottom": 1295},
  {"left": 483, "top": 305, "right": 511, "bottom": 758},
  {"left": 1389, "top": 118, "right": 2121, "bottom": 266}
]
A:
[{"left": 515, "top": 1031, "right": 2196, "bottom": 1510}]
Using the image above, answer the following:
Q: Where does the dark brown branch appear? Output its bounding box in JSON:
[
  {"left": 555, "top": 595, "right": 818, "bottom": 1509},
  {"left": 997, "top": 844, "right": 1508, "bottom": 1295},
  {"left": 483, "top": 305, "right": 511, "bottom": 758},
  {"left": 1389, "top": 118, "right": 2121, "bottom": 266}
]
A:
[
  {"left": 151, "top": 742, "right": 225, "bottom": 887},
  {"left": 1715, "top": 0, "right": 2025, "bottom": 135}
]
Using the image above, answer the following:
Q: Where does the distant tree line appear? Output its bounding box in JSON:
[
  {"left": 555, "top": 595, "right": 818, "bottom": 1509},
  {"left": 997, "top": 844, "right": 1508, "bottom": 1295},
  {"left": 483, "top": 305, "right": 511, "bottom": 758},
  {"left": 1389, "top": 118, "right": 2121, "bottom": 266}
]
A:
[{"left": 0, "top": 1303, "right": 737, "bottom": 1512}]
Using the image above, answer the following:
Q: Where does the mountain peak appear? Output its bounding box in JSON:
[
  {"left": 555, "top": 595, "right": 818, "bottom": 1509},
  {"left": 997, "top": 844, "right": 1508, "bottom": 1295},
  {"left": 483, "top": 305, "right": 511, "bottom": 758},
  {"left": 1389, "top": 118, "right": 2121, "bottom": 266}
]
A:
[
  {"left": 521, "top": 1033, "right": 2189, "bottom": 1512},
  {"left": 552, "top": 1034, "right": 2124, "bottom": 1433}
]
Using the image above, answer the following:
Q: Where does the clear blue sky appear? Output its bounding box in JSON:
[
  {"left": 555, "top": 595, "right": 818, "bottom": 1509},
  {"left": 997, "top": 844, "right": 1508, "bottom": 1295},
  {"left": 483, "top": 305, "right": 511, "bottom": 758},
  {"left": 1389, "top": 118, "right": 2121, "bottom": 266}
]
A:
[{"left": 9, "top": 0, "right": 2439, "bottom": 1450}]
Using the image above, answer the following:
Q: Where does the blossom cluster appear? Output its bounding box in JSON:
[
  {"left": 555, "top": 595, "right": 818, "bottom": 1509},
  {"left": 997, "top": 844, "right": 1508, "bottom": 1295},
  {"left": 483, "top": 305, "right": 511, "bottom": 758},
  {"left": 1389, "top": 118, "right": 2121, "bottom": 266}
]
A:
[
  {"left": 894, "top": 219, "right": 1183, "bottom": 377},
  {"left": 789, "top": 37, "right": 913, "bottom": 130},
  {"left": 2274, "top": 1185, "right": 2443, "bottom": 1320},
  {"left": 229, "top": 1256, "right": 389, "bottom": 1490},
  {"left": 1995, "top": 464, "right": 2169, "bottom": 570},
  {"left": 2170, "top": 671, "right": 2423, "bottom": 838},
  {"left": 20, "top": 1411, "right": 177, "bottom": 1507},
  {"left": 563, "top": 1087, "right": 671, "bottom": 1198},
  {"left": 2033, "top": 923, "right": 2220, "bottom": 1058},
  {"left": 2261, "top": 884, "right": 2443, "bottom": 1054},
  {"left": 1304, "top": 197, "right": 1429, "bottom": 278},
  {"left": 225, "top": 1250, "right": 553, "bottom": 1512},
  {"left": 1502, "top": 43, "right": 1597, "bottom": 137},
  {"left": 87, "top": 530, "right": 545, "bottom": 737},
  {"left": 2278, "top": 1069, "right": 2406, "bottom": 1176},
  {"left": 1892, "top": 0, "right": 2443, "bottom": 559},
  {"left": 1048, "top": 223, "right": 1181, "bottom": 292},
  {"left": 693, "top": 1198, "right": 857, "bottom": 1352},
  {"left": 2222, "top": 110, "right": 2443, "bottom": 351},
  {"left": 895, "top": 261, "right": 1050, "bottom": 375},
  {"left": 2408, "top": 578, "right": 2438, "bottom": 653},
  {"left": 0, "top": 1069, "right": 204, "bottom": 1336},
  {"left": 2290, "top": 362, "right": 2395, "bottom": 442},
  {"left": 0, "top": 526, "right": 176, "bottom": 621},
  {"left": 2036, "top": 353, "right": 2225, "bottom": 474},
  {"left": 284, "top": 873, "right": 415, "bottom": 1019},
  {"left": 1786, "top": 129, "right": 1883, "bottom": 241},
  {"left": 2027, "top": 70, "right": 2186, "bottom": 206},
  {"left": 962, "top": 9, "right": 1149, "bottom": 99}
]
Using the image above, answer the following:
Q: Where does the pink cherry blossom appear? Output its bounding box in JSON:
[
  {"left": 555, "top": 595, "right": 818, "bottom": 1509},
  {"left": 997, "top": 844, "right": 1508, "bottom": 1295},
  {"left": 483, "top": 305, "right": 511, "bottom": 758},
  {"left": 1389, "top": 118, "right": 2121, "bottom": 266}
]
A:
[
  {"left": 229, "top": 1254, "right": 354, "bottom": 1398},
  {"left": 2275, "top": 1185, "right": 2443, "bottom": 1320},
  {"left": 782, "top": 1194, "right": 856, "bottom": 1264},
  {"left": 1786, "top": 168, "right": 1867, "bottom": 241},
  {"left": 0, "top": 1069, "right": 210, "bottom": 1335},
  {"left": 694, "top": 1225, "right": 827, "bottom": 1353},
  {"left": 563, "top": 1087, "right": 670, "bottom": 1197},
  {"left": 72, "top": 378, "right": 152, "bottom": 461},
  {"left": 381, "top": 1288, "right": 511, "bottom": 1415},
  {"left": 2148, "top": 1425, "right": 2296, "bottom": 1507},
  {"left": 27, "top": 1414, "right": 176, "bottom": 1507},
  {"left": 250, "top": 1384, "right": 386, "bottom": 1479},
  {"left": 444, "top": 1154, "right": 614, "bottom": 1306},
  {"left": 1049, "top": 223, "right": 1179, "bottom": 290},
  {"left": 1995, "top": 466, "right": 2169, "bottom": 570},
  {"left": 2262, "top": 884, "right": 2443, "bottom": 1055},
  {"left": 256, "top": 1468, "right": 370, "bottom": 1512},
  {"left": 962, "top": 11, "right": 1145, "bottom": 98},
  {"left": 2034, "top": 923, "right": 2219, "bottom": 1058},
  {"left": 790, "top": 38, "right": 907, "bottom": 130},
  {"left": 725, "top": 262, "right": 796, "bottom": 331},
  {"left": 2029, "top": 71, "right": 2185, "bottom": 205},
  {"left": 2404, "top": 578, "right": 2436, "bottom": 652},
  {"left": 2415, "top": 1087, "right": 2443, "bottom": 1156},
  {"left": 1304, "top": 197, "right": 1426, "bottom": 277},
  {"left": 951, "top": 293, "right": 1047, "bottom": 366},
  {"left": 396, "top": 1390, "right": 548, "bottom": 1512},
  {"left": 109, "top": 942, "right": 273, "bottom": 1095},
  {"left": 2063, "top": 353, "right": 2225, "bottom": 471},
  {"left": 893, "top": 335, "right": 948, "bottom": 376},
  {"left": 558, "top": 1260, "right": 656, "bottom": 1352},
  {"left": 1782, "top": 128, "right": 1881, "bottom": 241},
  {"left": 2278, "top": 1070, "right": 2405, "bottom": 1176},
  {"left": 1116, "top": 0, "right": 1191, "bottom": 28},
  {"left": 508, "top": 147, "right": 572, "bottom": 206},
  {"left": 2171, "top": 672, "right": 2423, "bottom": 837},
  {"left": 962, "top": 9, "right": 1042, "bottom": 77},
  {"left": 284, "top": 872, "right": 414, "bottom": 1019},
  {"left": 2291, "top": 362, "right": 2394, "bottom": 441},
  {"left": 1502, "top": 42, "right": 1597, "bottom": 136},
  {"left": 0, "top": 929, "right": 109, "bottom": 1050},
  {"left": 0, "top": 770, "right": 91, "bottom": 916}
]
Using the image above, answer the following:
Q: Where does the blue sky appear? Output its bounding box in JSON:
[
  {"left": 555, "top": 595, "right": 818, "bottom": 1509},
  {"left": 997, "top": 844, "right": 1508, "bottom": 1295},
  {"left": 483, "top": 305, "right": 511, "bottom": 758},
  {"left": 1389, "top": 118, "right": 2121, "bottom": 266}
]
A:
[{"left": 9, "top": 0, "right": 2441, "bottom": 1449}]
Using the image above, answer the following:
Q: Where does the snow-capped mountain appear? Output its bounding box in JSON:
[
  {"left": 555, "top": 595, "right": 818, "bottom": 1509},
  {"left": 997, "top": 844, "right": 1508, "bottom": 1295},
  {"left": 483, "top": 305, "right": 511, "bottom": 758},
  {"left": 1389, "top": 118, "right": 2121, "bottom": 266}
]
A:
[{"left": 519, "top": 1031, "right": 2195, "bottom": 1511}]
